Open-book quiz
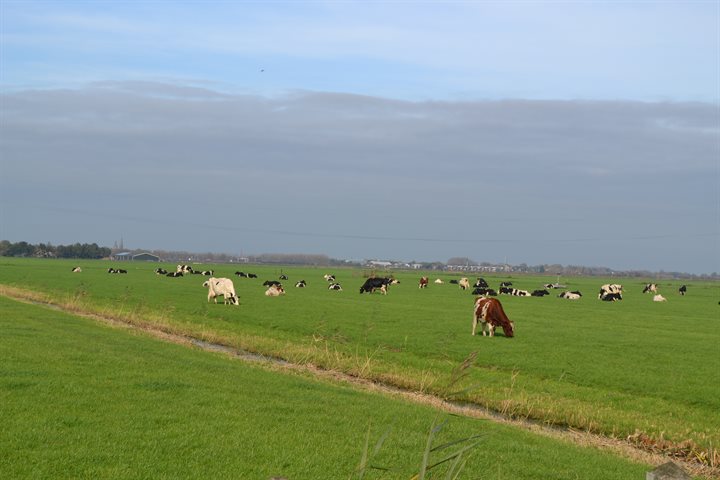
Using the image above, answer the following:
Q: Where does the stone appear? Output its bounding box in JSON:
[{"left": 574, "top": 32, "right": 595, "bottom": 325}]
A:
[{"left": 646, "top": 461, "right": 691, "bottom": 480}]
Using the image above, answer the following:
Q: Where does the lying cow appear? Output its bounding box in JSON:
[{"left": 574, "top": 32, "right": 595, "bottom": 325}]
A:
[
  {"left": 166, "top": 271, "right": 183, "bottom": 277},
  {"left": 265, "top": 284, "right": 286, "bottom": 296},
  {"left": 177, "top": 264, "right": 194, "bottom": 274},
  {"left": 434, "top": 279, "right": 444, "bottom": 284},
  {"left": 324, "top": 274, "right": 336, "bottom": 282},
  {"left": 531, "top": 289, "right": 550, "bottom": 297},
  {"left": 653, "top": 294, "right": 667, "bottom": 302},
  {"left": 328, "top": 283, "right": 343, "bottom": 291},
  {"left": 155, "top": 268, "right": 168, "bottom": 275},
  {"left": 203, "top": 277, "right": 239, "bottom": 305},
  {"left": 558, "top": 291, "right": 582, "bottom": 300},
  {"left": 472, "top": 287, "right": 497, "bottom": 296},
  {"left": 472, "top": 297, "right": 515, "bottom": 337},
  {"left": 295, "top": 280, "right": 307, "bottom": 288},
  {"left": 598, "top": 284, "right": 623, "bottom": 301},
  {"left": 474, "top": 278, "right": 489, "bottom": 288},
  {"left": 71, "top": 267, "right": 82, "bottom": 273}
]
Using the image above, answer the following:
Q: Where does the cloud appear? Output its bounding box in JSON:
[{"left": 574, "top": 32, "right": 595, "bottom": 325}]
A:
[{"left": 1, "top": 83, "right": 718, "bottom": 272}]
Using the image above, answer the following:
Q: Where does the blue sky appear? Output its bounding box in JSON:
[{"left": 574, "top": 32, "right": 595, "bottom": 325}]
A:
[{"left": 1, "top": 1, "right": 719, "bottom": 273}]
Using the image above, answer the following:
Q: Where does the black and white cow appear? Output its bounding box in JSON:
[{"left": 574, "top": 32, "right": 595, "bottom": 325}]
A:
[
  {"left": 642, "top": 283, "right": 658, "bottom": 294},
  {"left": 177, "top": 264, "right": 194, "bottom": 274},
  {"left": 328, "top": 283, "right": 343, "bottom": 291},
  {"left": 598, "top": 284, "right": 623, "bottom": 301},
  {"left": 601, "top": 292, "right": 623, "bottom": 302},
  {"left": 71, "top": 267, "right": 82, "bottom": 273},
  {"left": 324, "top": 274, "right": 336, "bottom": 282},
  {"left": 155, "top": 268, "right": 168, "bottom": 275},
  {"left": 279, "top": 274, "right": 288, "bottom": 280},
  {"left": 166, "top": 271, "right": 183, "bottom": 277},
  {"left": 472, "top": 287, "right": 498, "bottom": 296},
  {"left": 558, "top": 291, "right": 582, "bottom": 300},
  {"left": 295, "top": 280, "right": 307, "bottom": 288},
  {"left": 679, "top": 285, "right": 687, "bottom": 296},
  {"left": 500, "top": 281, "right": 513, "bottom": 287},
  {"left": 359, "top": 277, "right": 391, "bottom": 294},
  {"left": 474, "top": 278, "right": 489, "bottom": 288},
  {"left": 263, "top": 280, "right": 282, "bottom": 287},
  {"left": 531, "top": 289, "right": 550, "bottom": 297}
]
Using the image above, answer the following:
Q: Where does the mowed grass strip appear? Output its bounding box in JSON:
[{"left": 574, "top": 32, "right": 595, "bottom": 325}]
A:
[
  {"left": 1, "top": 258, "right": 718, "bottom": 460},
  {"left": 0, "top": 297, "right": 654, "bottom": 479}
]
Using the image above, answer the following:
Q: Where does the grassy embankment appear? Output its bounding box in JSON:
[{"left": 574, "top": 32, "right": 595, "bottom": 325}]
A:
[{"left": 1, "top": 295, "right": 653, "bottom": 479}]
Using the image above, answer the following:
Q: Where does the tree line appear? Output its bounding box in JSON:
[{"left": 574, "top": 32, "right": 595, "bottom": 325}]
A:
[{"left": 0, "top": 241, "right": 111, "bottom": 259}]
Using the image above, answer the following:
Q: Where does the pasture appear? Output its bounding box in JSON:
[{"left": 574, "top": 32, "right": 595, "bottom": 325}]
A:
[
  {"left": 1, "top": 296, "right": 654, "bottom": 479},
  {"left": 1, "top": 258, "right": 718, "bottom": 472}
]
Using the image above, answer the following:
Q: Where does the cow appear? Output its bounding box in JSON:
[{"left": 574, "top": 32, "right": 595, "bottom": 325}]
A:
[
  {"left": 531, "top": 289, "right": 550, "bottom": 297},
  {"left": 166, "top": 271, "right": 183, "bottom": 277},
  {"left": 509, "top": 289, "right": 531, "bottom": 297},
  {"left": 419, "top": 277, "right": 429, "bottom": 289},
  {"left": 679, "top": 285, "right": 687, "bottom": 296},
  {"left": 279, "top": 274, "right": 288, "bottom": 280},
  {"left": 177, "top": 264, "right": 194, "bottom": 274},
  {"left": 235, "top": 271, "right": 248, "bottom": 278},
  {"left": 601, "top": 292, "right": 623, "bottom": 302},
  {"left": 500, "top": 281, "right": 513, "bottom": 287},
  {"left": 458, "top": 278, "right": 470, "bottom": 290},
  {"left": 265, "top": 284, "right": 286, "bottom": 296},
  {"left": 359, "top": 277, "right": 392, "bottom": 294},
  {"left": 598, "top": 284, "right": 623, "bottom": 301},
  {"left": 643, "top": 283, "right": 658, "bottom": 294},
  {"left": 653, "top": 294, "right": 667, "bottom": 302},
  {"left": 108, "top": 268, "right": 127, "bottom": 274},
  {"left": 71, "top": 267, "right": 82, "bottom": 273},
  {"left": 499, "top": 287, "right": 513, "bottom": 295},
  {"left": 472, "top": 297, "right": 515, "bottom": 337},
  {"left": 328, "top": 283, "right": 343, "bottom": 291},
  {"left": 558, "top": 291, "right": 581, "bottom": 300},
  {"left": 324, "top": 274, "right": 336, "bottom": 282},
  {"left": 434, "top": 279, "right": 444, "bottom": 284},
  {"left": 390, "top": 278, "right": 401, "bottom": 285},
  {"left": 263, "top": 280, "right": 282, "bottom": 287},
  {"left": 247, "top": 273, "right": 258, "bottom": 278},
  {"left": 472, "top": 287, "right": 497, "bottom": 296},
  {"left": 449, "top": 280, "right": 459, "bottom": 285},
  {"left": 295, "top": 280, "right": 307, "bottom": 288},
  {"left": 474, "top": 278, "right": 489, "bottom": 288},
  {"left": 108, "top": 268, "right": 117, "bottom": 273},
  {"left": 203, "top": 277, "right": 239, "bottom": 305},
  {"left": 155, "top": 268, "right": 168, "bottom": 275}
]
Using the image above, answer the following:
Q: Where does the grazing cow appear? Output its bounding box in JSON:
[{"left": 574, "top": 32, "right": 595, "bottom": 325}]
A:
[
  {"left": 203, "top": 277, "right": 239, "bottom": 305},
  {"left": 598, "top": 284, "right": 623, "bottom": 301},
  {"left": 653, "top": 294, "right": 667, "bottom": 302},
  {"left": 166, "top": 271, "right": 183, "bottom": 277},
  {"left": 472, "top": 287, "right": 497, "bottom": 296},
  {"left": 531, "top": 289, "right": 550, "bottom": 297},
  {"left": 434, "top": 279, "right": 444, "bottom": 284},
  {"left": 324, "top": 274, "right": 336, "bottom": 282},
  {"left": 679, "top": 285, "right": 687, "bottom": 296},
  {"left": 458, "top": 278, "right": 470, "bottom": 290},
  {"left": 295, "top": 280, "right": 307, "bottom": 288},
  {"left": 500, "top": 281, "right": 513, "bottom": 287},
  {"left": 359, "top": 277, "right": 392, "bottom": 294},
  {"left": 265, "top": 284, "right": 286, "bottom": 296},
  {"left": 601, "top": 292, "right": 623, "bottom": 302},
  {"left": 263, "top": 280, "right": 282, "bottom": 287},
  {"left": 474, "top": 278, "right": 489, "bottom": 288},
  {"left": 558, "top": 291, "right": 581, "bottom": 300},
  {"left": 419, "top": 277, "right": 429, "bottom": 289},
  {"left": 328, "top": 283, "right": 344, "bottom": 291},
  {"left": 71, "top": 267, "right": 82, "bottom": 273},
  {"left": 177, "top": 264, "right": 194, "bottom": 274},
  {"left": 155, "top": 268, "right": 168, "bottom": 275},
  {"left": 472, "top": 297, "right": 515, "bottom": 337},
  {"left": 643, "top": 283, "right": 658, "bottom": 294}
]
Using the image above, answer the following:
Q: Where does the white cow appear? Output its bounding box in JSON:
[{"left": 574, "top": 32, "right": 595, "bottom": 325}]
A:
[
  {"left": 653, "top": 294, "right": 667, "bottom": 302},
  {"left": 71, "top": 267, "right": 82, "bottom": 273},
  {"left": 203, "top": 278, "right": 238, "bottom": 305},
  {"left": 434, "top": 279, "right": 444, "bottom": 284},
  {"left": 265, "top": 284, "right": 286, "bottom": 296},
  {"left": 459, "top": 278, "right": 470, "bottom": 290}
]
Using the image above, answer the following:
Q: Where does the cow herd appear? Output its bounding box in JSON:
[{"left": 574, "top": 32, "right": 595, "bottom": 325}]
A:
[{"left": 78, "top": 265, "right": 698, "bottom": 338}]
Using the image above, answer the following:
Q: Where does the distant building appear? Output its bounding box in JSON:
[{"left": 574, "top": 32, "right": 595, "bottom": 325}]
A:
[
  {"left": 112, "top": 252, "right": 132, "bottom": 261},
  {"left": 133, "top": 252, "right": 160, "bottom": 262}
]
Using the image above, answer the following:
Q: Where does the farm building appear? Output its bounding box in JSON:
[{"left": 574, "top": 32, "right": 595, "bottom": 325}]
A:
[{"left": 132, "top": 252, "right": 160, "bottom": 262}]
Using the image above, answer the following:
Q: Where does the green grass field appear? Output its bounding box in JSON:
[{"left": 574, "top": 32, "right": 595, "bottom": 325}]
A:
[
  {"left": 1, "top": 295, "right": 652, "bottom": 479},
  {"left": 1, "top": 257, "right": 718, "bottom": 468}
]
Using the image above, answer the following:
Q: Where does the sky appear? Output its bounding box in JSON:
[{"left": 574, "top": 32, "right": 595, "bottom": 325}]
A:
[{"left": 1, "top": 1, "right": 719, "bottom": 274}]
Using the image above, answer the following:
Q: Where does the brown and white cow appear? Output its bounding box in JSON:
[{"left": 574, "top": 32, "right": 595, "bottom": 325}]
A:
[
  {"left": 419, "top": 277, "right": 429, "bottom": 289},
  {"left": 472, "top": 297, "right": 515, "bottom": 337}
]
